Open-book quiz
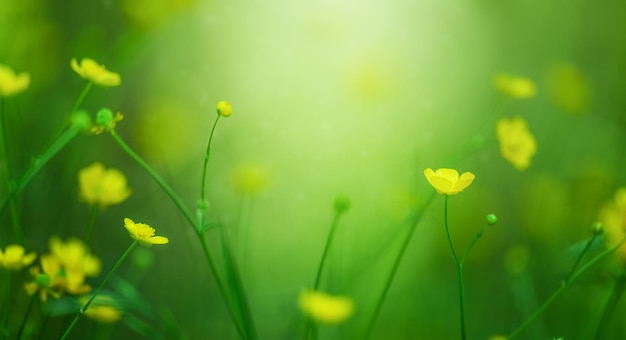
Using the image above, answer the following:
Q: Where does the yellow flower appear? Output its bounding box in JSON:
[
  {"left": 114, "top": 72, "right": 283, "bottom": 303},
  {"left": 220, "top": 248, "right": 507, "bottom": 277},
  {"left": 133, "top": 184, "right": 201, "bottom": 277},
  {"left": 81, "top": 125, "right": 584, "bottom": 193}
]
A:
[
  {"left": 0, "top": 64, "right": 30, "bottom": 97},
  {"left": 79, "top": 162, "right": 131, "bottom": 208},
  {"left": 598, "top": 188, "right": 626, "bottom": 262},
  {"left": 217, "top": 100, "right": 233, "bottom": 117},
  {"left": 124, "top": 218, "right": 169, "bottom": 246},
  {"left": 299, "top": 290, "right": 354, "bottom": 324},
  {"left": 49, "top": 237, "right": 101, "bottom": 277},
  {"left": 24, "top": 250, "right": 95, "bottom": 300},
  {"left": 91, "top": 109, "right": 124, "bottom": 134},
  {"left": 496, "top": 116, "right": 537, "bottom": 171},
  {"left": 80, "top": 295, "right": 123, "bottom": 323},
  {"left": 0, "top": 244, "right": 37, "bottom": 270},
  {"left": 494, "top": 74, "right": 536, "bottom": 98},
  {"left": 233, "top": 163, "right": 269, "bottom": 195},
  {"left": 71, "top": 58, "right": 121, "bottom": 87},
  {"left": 423, "top": 168, "right": 475, "bottom": 195}
]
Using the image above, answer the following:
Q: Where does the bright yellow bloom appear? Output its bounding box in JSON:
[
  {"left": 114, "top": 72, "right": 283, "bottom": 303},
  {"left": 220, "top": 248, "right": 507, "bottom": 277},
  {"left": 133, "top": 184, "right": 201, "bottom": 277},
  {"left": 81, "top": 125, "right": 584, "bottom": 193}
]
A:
[
  {"left": 423, "top": 168, "right": 475, "bottom": 195},
  {"left": 299, "top": 290, "right": 354, "bottom": 324},
  {"left": 79, "top": 162, "right": 131, "bottom": 208},
  {"left": 496, "top": 116, "right": 537, "bottom": 171},
  {"left": 0, "top": 244, "right": 36, "bottom": 270},
  {"left": 494, "top": 74, "right": 536, "bottom": 98},
  {"left": 81, "top": 295, "right": 123, "bottom": 323},
  {"left": 124, "top": 218, "right": 169, "bottom": 246},
  {"left": 49, "top": 237, "right": 101, "bottom": 277},
  {"left": 0, "top": 64, "right": 30, "bottom": 97},
  {"left": 217, "top": 100, "right": 233, "bottom": 117},
  {"left": 598, "top": 188, "right": 626, "bottom": 262},
  {"left": 71, "top": 58, "right": 121, "bottom": 87}
]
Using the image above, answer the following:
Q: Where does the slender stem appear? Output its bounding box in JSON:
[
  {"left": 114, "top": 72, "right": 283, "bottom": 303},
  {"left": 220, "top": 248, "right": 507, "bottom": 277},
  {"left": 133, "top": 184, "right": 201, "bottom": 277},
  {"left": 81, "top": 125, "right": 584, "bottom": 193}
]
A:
[
  {"left": 0, "top": 127, "right": 79, "bottom": 218},
  {"left": 16, "top": 294, "right": 37, "bottom": 340},
  {"left": 71, "top": 82, "right": 93, "bottom": 115},
  {"left": 507, "top": 237, "right": 626, "bottom": 339},
  {"left": 565, "top": 234, "right": 598, "bottom": 282},
  {"left": 460, "top": 223, "right": 490, "bottom": 266},
  {"left": 36, "top": 300, "right": 55, "bottom": 340},
  {"left": 443, "top": 195, "right": 466, "bottom": 340},
  {"left": 0, "top": 98, "right": 24, "bottom": 245},
  {"left": 200, "top": 114, "right": 221, "bottom": 207},
  {"left": 82, "top": 205, "right": 99, "bottom": 245},
  {"left": 1, "top": 270, "right": 11, "bottom": 338},
  {"left": 444, "top": 195, "right": 460, "bottom": 265},
  {"left": 60, "top": 241, "right": 138, "bottom": 340},
  {"left": 594, "top": 265, "right": 626, "bottom": 339},
  {"left": 313, "top": 212, "right": 343, "bottom": 290}
]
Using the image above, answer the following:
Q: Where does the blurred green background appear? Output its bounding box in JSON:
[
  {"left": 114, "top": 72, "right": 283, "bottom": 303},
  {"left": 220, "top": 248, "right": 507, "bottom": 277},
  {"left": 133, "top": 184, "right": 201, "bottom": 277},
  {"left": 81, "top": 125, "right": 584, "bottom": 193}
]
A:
[{"left": 1, "top": 0, "right": 626, "bottom": 338}]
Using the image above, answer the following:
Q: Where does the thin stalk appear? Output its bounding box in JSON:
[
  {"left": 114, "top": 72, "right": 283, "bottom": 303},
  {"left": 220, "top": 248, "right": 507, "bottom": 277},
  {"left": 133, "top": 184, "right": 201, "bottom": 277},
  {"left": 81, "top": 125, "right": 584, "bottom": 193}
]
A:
[
  {"left": 313, "top": 212, "right": 343, "bottom": 289},
  {"left": 593, "top": 266, "right": 626, "bottom": 339},
  {"left": 1, "top": 270, "right": 11, "bottom": 339},
  {"left": 37, "top": 300, "right": 56, "bottom": 340},
  {"left": 362, "top": 192, "right": 436, "bottom": 340},
  {"left": 507, "top": 237, "right": 626, "bottom": 339},
  {"left": 565, "top": 233, "right": 598, "bottom": 282},
  {"left": 48, "top": 82, "right": 93, "bottom": 149},
  {"left": 60, "top": 241, "right": 138, "bottom": 340},
  {"left": 460, "top": 223, "right": 490, "bottom": 266},
  {"left": 16, "top": 294, "right": 37, "bottom": 340},
  {"left": 0, "top": 127, "right": 79, "bottom": 217},
  {"left": 444, "top": 195, "right": 466, "bottom": 340},
  {"left": 200, "top": 114, "right": 221, "bottom": 209},
  {"left": 0, "top": 98, "right": 24, "bottom": 245},
  {"left": 82, "top": 205, "right": 99, "bottom": 245}
]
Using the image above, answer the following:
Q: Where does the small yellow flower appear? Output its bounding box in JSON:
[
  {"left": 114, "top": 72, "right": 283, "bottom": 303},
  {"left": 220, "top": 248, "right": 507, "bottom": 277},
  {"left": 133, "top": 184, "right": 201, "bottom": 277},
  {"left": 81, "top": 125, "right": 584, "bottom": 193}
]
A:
[
  {"left": 79, "top": 162, "right": 131, "bottom": 208},
  {"left": 217, "top": 100, "right": 233, "bottom": 117},
  {"left": 496, "top": 116, "right": 537, "bottom": 171},
  {"left": 0, "top": 64, "right": 30, "bottom": 97},
  {"left": 494, "top": 74, "right": 536, "bottom": 99},
  {"left": 599, "top": 188, "right": 626, "bottom": 263},
  {"left": 49, "top": 237, "right": 101, "bottom": 277},
  {"left": 0, "top": 244, "right": 37, "bottom": 270},
  {"left": 124, "top": 218, "right": 169, "bottom": 246},
  {"left": 91, "top": 109, "right": 124, "bottom": 134},
  {"left": 299, "top": 290, "right": 354, "bottom": 324},
  {"left": 423, "top": 168, "right": 475, "bottom": 195},
  {"left": 71, "top": 58, "right": 121, "bottom": 87},
  {"left": 80, "top": 295, "right": 123, "bottom": 323}
]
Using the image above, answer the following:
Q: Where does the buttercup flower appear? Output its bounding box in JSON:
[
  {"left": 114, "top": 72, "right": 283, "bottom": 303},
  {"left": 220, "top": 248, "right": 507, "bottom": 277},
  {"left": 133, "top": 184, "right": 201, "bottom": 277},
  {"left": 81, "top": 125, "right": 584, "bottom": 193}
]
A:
[
  {"left": 299, "top": 290, "right": 354, "bottom": 324},
  {"left": 0, "top": 64, "right": 30, "bottom": 97},
  {"left": 423, "top": 168, "right": 475, "bottom": 195},
  {"left": 494, "top": 74, "right": 536, "bottom": 98},
  {"left": 124, "top": 218, "right": 169, "bottom": 246},
  {"left": 0, "top": 244, "right": 37, "bottom": 270},
  {"left": 80, "top": 295, "right": 123, "bottom": 323},
  {"left": 598, "top": 188, "right": 626, "bottom": 262},
  {"left": 496, "top": 116, "right": 537, "bottom": 171},
  {"left": 71, "top": 58, "right": 121, "bottom": 87},
  {"left": 91, "top": 108, "right": 124, "bottom": 134},
  {"left": 217, "top": 100, "right": 233, "bottom": 117},
  {"left": 79, "top": 162, "right": 131, "bottom": 208}
]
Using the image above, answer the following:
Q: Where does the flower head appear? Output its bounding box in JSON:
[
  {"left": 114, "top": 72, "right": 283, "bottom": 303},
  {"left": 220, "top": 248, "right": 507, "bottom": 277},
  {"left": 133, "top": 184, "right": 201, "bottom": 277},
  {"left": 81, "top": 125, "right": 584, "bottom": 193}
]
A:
[
  {"left": 0, "top": 64, "right": 30, "bottom": 97},
  {"left": 91, "top": 108, "right": 124, "bottom": 134},
  {"left": 71, "top": 58, "right": 121, "bottom": 87},
  {"left": 217, "top": 101, "right": 233, "bottom": 117},
  {"left": 124, "top": 218, "right": 169, "bottom": 246},
  {"left": 0, "top": 244, "right": 37, "bottom": 271},
  {"left": 79, "top": 162, "right": 131, "bottom": 208},
  {"left": 299, "top": 290, "right": 354, "bottom": 324},
  {"left": 494, "top": 74, "right": 536, "bottom": 98},
  {"left": 80, "top": 295, "right": 123, "bottom": 323},
  {"left": 423, "top": 168, "right": 475, "bottom": 195},
  {"left": 496, "top": 116, "right": 537, "bottom": 171},
  {"left": 598, "top": 188, "right": 626, "bottom": 262}
]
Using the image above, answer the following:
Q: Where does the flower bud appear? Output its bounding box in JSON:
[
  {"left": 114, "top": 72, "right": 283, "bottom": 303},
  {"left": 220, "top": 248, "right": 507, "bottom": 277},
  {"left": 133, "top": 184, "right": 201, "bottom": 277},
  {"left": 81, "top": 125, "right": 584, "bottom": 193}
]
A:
[
  {"left": 486, "top": 213, "right": 498, "bottom": 225},
  {"left": 334, "top": 195, "right": 351, "bottom": 214},
  {"left": 216, "top": 101, "right": 233, "bottom": 117},
  {"left": 591, "top": 222, "right": 604, "bottom": 236},
  {"left": 35, "top": 273, "right": 51, "bottom": 288}
]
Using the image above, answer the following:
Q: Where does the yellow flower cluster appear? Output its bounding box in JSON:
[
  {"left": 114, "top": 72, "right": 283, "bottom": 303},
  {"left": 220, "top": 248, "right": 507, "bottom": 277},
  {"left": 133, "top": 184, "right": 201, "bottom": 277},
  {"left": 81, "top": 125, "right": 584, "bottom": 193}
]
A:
[
  {"left": 124, "top": 218, "right": 169, "bottom": 246},
  {"left": 423, "top": 168, "right": 475, "bottom": 195},
  {"left": 0, "top": 64, "right": 30, "bottom": 97},
  {"left": 598, "top": 188, "right": 626, "bottom": 262},
  {"left": 496, "top": 116, "right": 537, "bottom": 171},
  {"left": 0, "top": 244, "right": 37, "bottom": 271},
  {"left": 78, "top": 162, "right": 131, "bottom": 208},
  {"left": 494, "top": 74, "right": 536, "bottom": 99},
  {"left": 299, "top": 290, "right": 354, "bottom": 324},
  {"left": 71, "top": 58, "right": 121, "bottom": 87},
  {"left": 25, "top": 237, "right": 101, "bottom": 301}
]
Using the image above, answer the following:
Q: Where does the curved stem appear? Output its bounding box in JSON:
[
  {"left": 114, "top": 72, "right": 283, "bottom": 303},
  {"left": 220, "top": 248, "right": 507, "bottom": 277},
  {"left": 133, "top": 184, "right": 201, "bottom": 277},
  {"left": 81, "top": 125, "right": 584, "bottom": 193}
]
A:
[
  {"left": 443, "top": 195, "right": 466, "bottom": 340},
  {"left": 565, "top": 233, "right": 598, "bottom": 282},
  {"left": 60, "top": 241, "right": 138, "bottom": 340},
  {"left": 460, "top": 223, "right": 490, "bottom": 267},
  {"left": 507, "top": 237, "right": 626, "bottom": 339},
  {"left": 200, "top": 114, "right": 221, "bottom": 208},
  {"left": 313, "top": 211, "right": 343, "bottom": 290},
  {"left": 593, "top": 265, "right": 626, "bottom": 339}
]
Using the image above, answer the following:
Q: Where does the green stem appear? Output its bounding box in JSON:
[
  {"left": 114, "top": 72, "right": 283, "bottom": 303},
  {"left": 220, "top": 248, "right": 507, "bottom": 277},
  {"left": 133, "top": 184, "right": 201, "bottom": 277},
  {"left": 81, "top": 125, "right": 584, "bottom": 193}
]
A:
[
  {"left": 36, "top": 300, "right": 55, "bottom": 340},
  {"left": 460, "top": 223, "right": 490, "bottom": 267},
  {"left": 0, "top": 98, "right": 24, "bottom": 245},
  {"left": 443, "top": 195, "right": 466, "bottom": 340},
  {"left": 565, "top": 234, "right": 598, "bottom": 282},
  {"left": 82, "top": 205, "right": 99, "bottom": 245},
  {"left": 16, "top": 294, "right": 37, "bottom": 340},
  {"left": 200, "top": 114, "right": 221, "bottom": 210},
  {"left": 593, "top": 265, "right": 626, "bottom": 339},
  {"left": 72, "top": 82, "right": 93, "bottom": 115},
  {"left": 1, "top": 270, "right": 11, "bottom": 339},
  {"left": 0, "top": 127, "right": 79, "bottom": 218},
  {"left": 507, "top": 237, "right": 626, "bottom": 339},
  {"left": 60, "top": 241, "right": 138, "bottom": 340}
]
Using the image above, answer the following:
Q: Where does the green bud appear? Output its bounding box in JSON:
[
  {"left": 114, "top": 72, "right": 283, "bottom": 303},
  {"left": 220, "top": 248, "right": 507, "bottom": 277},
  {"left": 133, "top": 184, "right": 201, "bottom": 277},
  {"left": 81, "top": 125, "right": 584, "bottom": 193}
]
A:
[
  {"left": 95, "top": 108, "right": 114, "bottom": 126},
  {"left": 486, "top": 213, "right": 498, "bottom": 225},
  {"left": 334, "top": 195, "right": 351, "bottom": 214},
  {"left": 35, "top": 273, "right": 51, "bottom": 288},
  {"left": 591, "top": 222, "right": 604, "bottom": 236},
  {"left": 70, "top": 110, "right": 92, "bottom": 132}
]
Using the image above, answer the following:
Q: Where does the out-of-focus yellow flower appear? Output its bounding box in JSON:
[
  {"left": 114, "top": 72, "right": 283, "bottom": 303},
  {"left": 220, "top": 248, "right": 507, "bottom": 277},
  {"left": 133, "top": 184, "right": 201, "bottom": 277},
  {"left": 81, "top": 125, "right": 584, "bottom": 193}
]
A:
[
  {"left": 71, "top": 58, "right": 121, "bottom": 87},
  {"left": 49, "top": 237, "right": 101, "bottom": 277},
  {"left": 496, "top": 116, "right": 537, "bottom": 171},
  {"left": 0, "top": 64, "right": 30, "bottom": 97},
  {"left": 25, "top": 255, "right": 62, "bottom": 301},
  {"left": 598, "top": 188, "right": 626, "bottom": 262},
  {"left": 233, "top": 163, "right": 269, "bottom": 195},
  {"left": 124, "top": 218, "right": 169, "bottom": 246},
  {"left": 216, "top": 100, "right": 233, "bottom": 117},
  {"left": 91, "top": 111, "right": 124, "bottom": 135},
  {"left": 494, "top": 74, "right": 536, "bottom": 98},
  {"left": 81, "top": 295, "right": 123, "bottom": 323},
  {"left": 0, "top": 244, "right": 36, "bottom": 270},
  {"left": 547, "top": 63, "right": 591, "bottom": 115},
  {"left": 79, "top": 162, "right": 131, "bottom": 208},
  {"left": 423, "top": 168, "right": 475, "bottom": 195},
  {"left": 299, "top": 290, "right": 354, "bottom": 324}
]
